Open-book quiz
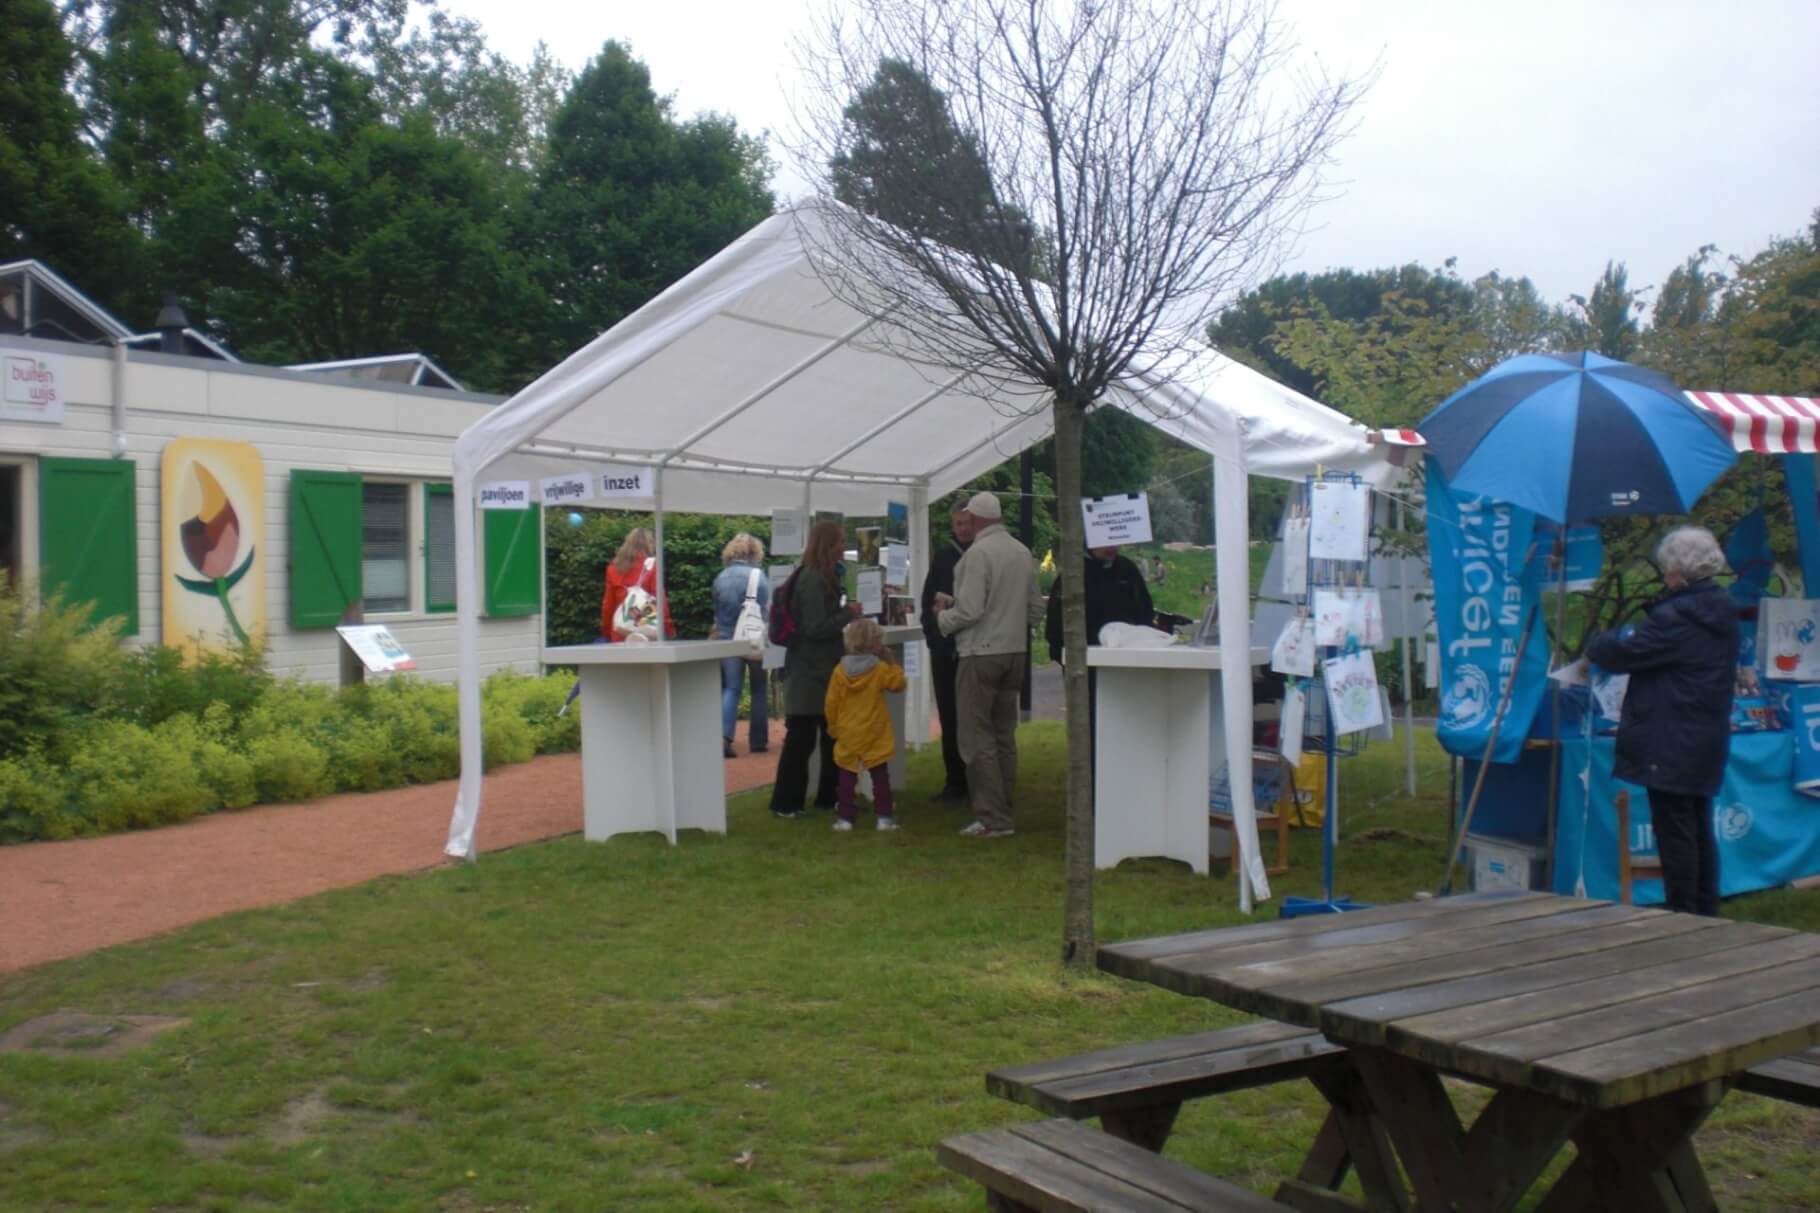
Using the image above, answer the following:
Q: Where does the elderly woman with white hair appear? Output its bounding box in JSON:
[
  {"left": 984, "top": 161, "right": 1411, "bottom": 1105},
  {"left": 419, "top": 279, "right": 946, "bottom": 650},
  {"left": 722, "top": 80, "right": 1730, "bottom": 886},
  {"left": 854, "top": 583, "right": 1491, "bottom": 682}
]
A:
[{"left": 1585, "top": 525, "right": 1740, "bottom": 917}]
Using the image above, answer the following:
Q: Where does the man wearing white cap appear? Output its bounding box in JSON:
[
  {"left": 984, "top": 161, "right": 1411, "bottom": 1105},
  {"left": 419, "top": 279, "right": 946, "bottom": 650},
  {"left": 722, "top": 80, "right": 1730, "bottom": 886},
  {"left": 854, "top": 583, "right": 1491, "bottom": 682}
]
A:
[{"left": 935, "top": 490, "right": 1045, "bottom": 837}]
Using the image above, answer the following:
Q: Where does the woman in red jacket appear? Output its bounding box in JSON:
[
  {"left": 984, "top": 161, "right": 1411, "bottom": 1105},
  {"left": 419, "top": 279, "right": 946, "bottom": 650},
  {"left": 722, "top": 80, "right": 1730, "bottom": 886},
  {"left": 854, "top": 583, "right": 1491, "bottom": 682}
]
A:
[{"left": 599, "top": 528, "right": 673, "bottom": 641}]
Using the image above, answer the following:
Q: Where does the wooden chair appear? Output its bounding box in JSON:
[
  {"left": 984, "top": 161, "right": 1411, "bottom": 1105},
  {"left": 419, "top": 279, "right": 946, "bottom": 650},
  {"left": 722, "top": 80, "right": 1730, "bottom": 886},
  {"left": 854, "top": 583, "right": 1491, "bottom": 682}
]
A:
[
  {"left": 1210, "top": 748, "right": 1293, "bottom": 878},
  {"left": 1615, "top": 789, "right": 1663, "bottom": 905}
]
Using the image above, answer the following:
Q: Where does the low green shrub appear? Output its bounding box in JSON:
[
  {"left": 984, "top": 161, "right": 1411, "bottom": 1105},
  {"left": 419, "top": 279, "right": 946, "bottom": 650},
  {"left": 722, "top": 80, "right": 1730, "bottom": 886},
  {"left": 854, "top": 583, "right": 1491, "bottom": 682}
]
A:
[
  {"left": 484, "top": 670, "right": 580, "bottom": 754},
  {"left": 117, "top": 642, "right": 273, "bottom": 728},
  {"left": 0, "top": 750, "right": 67, "bottom": 842},
  {"left": 247, "top": 728, "right": 333, "bottom": 803},
  {"left": 0, "top": 577, "right": 128, "bottom": 761},
  {"left": 60, "top": 719, "right": 212, "bottom": 834}
]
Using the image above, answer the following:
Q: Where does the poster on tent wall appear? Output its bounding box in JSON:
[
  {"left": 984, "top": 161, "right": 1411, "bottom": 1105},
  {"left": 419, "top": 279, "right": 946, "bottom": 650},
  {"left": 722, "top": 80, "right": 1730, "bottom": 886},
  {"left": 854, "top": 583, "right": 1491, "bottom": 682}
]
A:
[
  {"left": 162, "top": 437, "right": 265, "bottom": 654},
  {"left": 771, "top": 509, "right": 806, "bottom": 556},
  {"left": 1425, "top": 459, "right": 1550, "bottom": 764}
]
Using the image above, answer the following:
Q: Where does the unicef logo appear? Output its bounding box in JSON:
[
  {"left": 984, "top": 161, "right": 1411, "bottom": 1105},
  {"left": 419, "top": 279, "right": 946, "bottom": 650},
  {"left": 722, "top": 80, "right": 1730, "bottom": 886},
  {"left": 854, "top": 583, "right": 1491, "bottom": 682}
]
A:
[
  {"left": 1717, "top": 803, "right": 1753, "bottom": 843},
  {"left": 1442, "top": 665, "right": 1493, "bottom": 731}
]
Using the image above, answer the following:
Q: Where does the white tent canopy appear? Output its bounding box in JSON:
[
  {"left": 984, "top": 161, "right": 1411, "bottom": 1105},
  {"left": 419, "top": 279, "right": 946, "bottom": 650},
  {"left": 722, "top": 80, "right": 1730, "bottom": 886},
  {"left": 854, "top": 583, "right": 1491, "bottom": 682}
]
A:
[{"left": 443, "top": 204, "right": 1401, "bottom": 909}]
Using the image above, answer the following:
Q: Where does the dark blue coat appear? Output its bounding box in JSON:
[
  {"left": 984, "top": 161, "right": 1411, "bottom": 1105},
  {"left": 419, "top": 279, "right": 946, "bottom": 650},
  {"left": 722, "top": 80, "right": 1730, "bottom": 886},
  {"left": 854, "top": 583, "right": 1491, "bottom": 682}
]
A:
[{"left": 1585, "top": 578, "right": 1739, "bottom": 797}]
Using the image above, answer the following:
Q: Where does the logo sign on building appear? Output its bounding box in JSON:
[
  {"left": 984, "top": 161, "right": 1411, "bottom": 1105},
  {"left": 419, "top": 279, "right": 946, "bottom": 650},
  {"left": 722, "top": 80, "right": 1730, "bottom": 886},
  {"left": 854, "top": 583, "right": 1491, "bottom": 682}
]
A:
[
  {"left": 599, "top": 464, "right": 656, "bottom": 500},
  {"left": 478, "top": 481, "right": 531, "bottom": 510},
  {"left": 2, "top": 348, "right": 66, "bottom": 424},
  {"left": 162, "top": 437, "right": 265, "bottom": 654},
  {"left": 1081, "top": 493, "right": 1153, "bottom": 547},
  {"left": 541, "top": 473, "right": 595, "bottom": 507}
]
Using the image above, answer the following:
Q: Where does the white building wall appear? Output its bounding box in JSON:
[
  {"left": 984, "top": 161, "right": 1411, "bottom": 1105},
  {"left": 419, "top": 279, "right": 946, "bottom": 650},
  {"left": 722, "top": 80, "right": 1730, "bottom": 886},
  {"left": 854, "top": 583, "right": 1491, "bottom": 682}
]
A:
[{"left": 0, "top": 339, "right": 543, "bottom": 686}]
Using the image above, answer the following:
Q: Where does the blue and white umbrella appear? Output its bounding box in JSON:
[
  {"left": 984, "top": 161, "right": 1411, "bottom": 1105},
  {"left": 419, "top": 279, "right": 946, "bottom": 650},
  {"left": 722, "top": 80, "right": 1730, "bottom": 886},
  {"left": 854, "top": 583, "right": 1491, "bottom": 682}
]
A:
[{"left": 1417, "top": 351, "right": 1737, "bottom": 524}]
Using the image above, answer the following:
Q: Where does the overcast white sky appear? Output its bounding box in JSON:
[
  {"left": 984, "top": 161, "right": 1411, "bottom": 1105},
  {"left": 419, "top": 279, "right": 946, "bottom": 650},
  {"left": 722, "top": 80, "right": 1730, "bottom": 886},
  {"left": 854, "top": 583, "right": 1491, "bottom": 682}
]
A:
[{"left": 441, "top": 0, "right": 1819, "bottom": 310}]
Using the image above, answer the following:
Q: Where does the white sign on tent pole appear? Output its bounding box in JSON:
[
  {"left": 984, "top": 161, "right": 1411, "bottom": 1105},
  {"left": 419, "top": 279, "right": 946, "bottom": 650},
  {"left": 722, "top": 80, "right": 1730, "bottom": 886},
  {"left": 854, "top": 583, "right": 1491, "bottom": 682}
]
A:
[
  {"left": 541, "top": 473, "right": 595, "bottom": 507},
  {"left": 857, "top": 567, "right": 885, "bottom": 616},
  {"left": 1082, "top": 493, "right": 1153, "bottom": 546},
  {"left": 772, "top": 508, "right": 807, "bottom": 555},
  {"left": 598, "top": 464, "right": 656, "bottom": 499},
  {"left": 477, "top": 481, "right": 530, "bottom": 510}
]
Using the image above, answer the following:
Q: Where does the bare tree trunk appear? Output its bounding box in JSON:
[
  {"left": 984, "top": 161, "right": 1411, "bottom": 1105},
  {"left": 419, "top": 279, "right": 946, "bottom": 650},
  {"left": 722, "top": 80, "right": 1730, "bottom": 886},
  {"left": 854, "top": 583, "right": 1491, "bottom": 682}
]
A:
[{"left": 1053, "top": 395, "right": 1094, "bottom": 967}]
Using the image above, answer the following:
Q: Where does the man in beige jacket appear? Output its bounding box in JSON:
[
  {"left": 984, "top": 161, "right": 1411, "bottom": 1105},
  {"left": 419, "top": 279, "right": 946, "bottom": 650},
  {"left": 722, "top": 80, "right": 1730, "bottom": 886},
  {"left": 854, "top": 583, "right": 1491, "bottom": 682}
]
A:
[{"left": 936, "top": 491, "right": 1045, "bottom": 837}]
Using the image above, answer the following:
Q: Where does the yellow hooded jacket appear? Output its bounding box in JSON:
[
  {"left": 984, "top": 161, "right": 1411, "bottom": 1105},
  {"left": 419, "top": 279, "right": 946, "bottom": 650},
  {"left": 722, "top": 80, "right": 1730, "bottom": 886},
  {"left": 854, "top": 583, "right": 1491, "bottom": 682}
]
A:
[{"left": 824, "top": 653, "right": 908, "bottom": 772}]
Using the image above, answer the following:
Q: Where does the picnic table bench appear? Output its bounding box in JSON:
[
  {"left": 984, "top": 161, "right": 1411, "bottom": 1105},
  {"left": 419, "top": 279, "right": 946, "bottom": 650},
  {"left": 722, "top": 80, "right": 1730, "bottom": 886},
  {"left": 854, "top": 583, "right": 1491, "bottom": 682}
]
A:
[
  {"left": 986, "top": 1021, "right": 1344, "bottom": 1151},
  {"left": 1738, "top": 1042, "right": 1820, "bottom": 1107},
  {"left": 938, "top": 1118, "right": 1297, "bottom": 1212}
]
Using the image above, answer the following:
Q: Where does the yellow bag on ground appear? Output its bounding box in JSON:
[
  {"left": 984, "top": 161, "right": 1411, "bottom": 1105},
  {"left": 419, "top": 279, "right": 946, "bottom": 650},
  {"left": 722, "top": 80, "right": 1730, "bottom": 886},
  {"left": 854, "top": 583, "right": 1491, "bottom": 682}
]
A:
[{"left": 1280, "top": 752, "right": 1326, "bottom": 829}]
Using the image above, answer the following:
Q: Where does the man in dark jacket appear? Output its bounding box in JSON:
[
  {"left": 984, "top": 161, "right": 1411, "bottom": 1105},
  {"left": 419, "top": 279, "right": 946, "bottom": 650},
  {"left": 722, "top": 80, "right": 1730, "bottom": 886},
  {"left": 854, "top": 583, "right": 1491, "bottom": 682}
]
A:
[
  {"left": 920, "top": 502, "right": 975, "bottom": 801},
  {"left": 1585, "top": 526, "right": 1738, "bottom": 917},
  {"left": 1045, "top": 546, "right": 1156, "bottom": 661}
]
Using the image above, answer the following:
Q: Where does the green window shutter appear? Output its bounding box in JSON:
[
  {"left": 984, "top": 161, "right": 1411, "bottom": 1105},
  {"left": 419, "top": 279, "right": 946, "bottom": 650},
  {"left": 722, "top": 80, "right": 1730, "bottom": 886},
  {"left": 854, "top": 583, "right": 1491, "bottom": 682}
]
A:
[
  {"left": 39, "top": 457, "right": 138, "bottom": 634},
  {"left": 289, "top": 470, "right": 363, "bottom": 628},
  {"left": 484, "top": 504, "right": 541, "bottom": 618},
  {"left": 424, "top": 484, "right": 456, "bottom": 613}
]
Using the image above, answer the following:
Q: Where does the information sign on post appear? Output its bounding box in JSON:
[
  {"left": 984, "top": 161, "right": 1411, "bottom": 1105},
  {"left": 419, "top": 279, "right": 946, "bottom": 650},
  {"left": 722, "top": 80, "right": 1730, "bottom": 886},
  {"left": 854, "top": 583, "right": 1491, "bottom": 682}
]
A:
[
  {"left": 1081, "top": 493, "right": 1153, "bottom": 547},
  {"left": 336, "top": 624, "right": 417, "bottom": 673}
]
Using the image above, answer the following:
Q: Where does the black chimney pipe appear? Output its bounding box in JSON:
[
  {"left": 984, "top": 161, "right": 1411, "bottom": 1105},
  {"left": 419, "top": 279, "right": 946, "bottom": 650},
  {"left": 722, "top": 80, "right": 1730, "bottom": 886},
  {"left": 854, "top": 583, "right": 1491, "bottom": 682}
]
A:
[{"left": 154, "top": 295, "right": 189, "bottom": 355}]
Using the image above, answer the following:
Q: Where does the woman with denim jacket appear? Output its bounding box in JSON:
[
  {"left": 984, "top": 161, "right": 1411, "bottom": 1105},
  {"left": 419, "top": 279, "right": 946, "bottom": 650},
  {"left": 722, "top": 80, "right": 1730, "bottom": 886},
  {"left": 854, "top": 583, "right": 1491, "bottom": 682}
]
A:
[{"left": 711, "top": 532, "right": 771, "bottom": 758}]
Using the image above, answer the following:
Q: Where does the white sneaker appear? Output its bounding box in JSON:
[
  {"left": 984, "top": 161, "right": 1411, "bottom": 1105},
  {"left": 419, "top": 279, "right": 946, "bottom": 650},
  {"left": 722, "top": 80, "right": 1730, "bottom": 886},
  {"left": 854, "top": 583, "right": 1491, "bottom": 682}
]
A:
[
  {"left": 876, "top": 816, "right": 900, "bottom": 832},
  {"left": 959, "top": 820, "right": 988, "bottom": 836},
  {"left": 832, "top": 818, "right": 854, "bottom": 832}
]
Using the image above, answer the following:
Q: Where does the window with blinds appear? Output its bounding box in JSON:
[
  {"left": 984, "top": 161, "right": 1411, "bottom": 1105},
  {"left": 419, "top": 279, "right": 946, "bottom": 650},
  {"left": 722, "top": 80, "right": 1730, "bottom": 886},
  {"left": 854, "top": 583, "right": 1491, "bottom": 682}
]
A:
[
  {"left": 425, "top": 485, "right": 456, "bottom": 612},
  {"left": 361, "top": 482, "right": 409, "bottom": 612}
]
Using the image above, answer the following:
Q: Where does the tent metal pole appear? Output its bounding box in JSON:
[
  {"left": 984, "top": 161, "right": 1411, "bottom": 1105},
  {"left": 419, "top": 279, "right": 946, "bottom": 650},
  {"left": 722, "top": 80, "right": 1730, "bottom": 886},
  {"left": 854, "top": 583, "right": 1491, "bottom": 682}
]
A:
[
  {"left": 653, "top": 465, "right": 667, "bottom": 628},
  {"left": 1397, "top": 497, "right": 1416, "bottom": 796}
]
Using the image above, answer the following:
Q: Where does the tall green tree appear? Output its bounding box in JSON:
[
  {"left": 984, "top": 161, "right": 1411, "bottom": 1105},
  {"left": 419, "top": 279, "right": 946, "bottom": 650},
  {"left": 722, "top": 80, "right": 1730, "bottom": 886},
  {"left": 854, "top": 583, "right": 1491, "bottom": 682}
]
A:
[
  {"left": 1209, "top": 264, "right": 1474, "bottom": 395},
  {"left": 1567, "top": 259, "right": 1643, "bottom": 359},
  {"left": 517, "top": 41, "right": 774, "bottom": 380},
  {"left": 0, "top": 0, "right": 143, "bottom": 310},
  {"left": 214, "top": 59, "right": 533, "bottom": 392}
]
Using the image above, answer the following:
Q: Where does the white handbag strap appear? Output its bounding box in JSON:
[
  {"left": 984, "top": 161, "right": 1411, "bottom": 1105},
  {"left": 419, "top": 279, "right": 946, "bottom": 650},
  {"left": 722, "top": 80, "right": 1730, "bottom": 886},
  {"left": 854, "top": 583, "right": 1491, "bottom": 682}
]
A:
[{"left": 744, "top": 567, "right": 761, "bottom": 602}]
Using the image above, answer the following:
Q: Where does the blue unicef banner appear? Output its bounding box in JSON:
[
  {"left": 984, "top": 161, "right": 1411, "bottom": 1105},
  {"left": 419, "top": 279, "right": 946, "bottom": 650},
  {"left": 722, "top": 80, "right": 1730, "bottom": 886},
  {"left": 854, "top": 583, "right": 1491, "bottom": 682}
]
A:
[
  {"left": 1781, "top": 454, "right": 1820, "bottom": 594},
  {"left": 1554, "top": 733, "right": 1820, "bottom": 903},
  {"left": 1791, "top": 683, "right": 1820, "bottom": 796},
  {"left": 1426, "top": 459, "right": 1551, "bottom": 764}
]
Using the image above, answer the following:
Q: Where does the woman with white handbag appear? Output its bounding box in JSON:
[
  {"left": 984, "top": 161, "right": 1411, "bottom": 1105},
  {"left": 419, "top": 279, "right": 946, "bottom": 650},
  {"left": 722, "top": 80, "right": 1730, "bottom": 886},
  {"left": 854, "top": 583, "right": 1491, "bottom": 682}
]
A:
[{"left": 712, "top": 532, "right": 772, "bottom": 758}]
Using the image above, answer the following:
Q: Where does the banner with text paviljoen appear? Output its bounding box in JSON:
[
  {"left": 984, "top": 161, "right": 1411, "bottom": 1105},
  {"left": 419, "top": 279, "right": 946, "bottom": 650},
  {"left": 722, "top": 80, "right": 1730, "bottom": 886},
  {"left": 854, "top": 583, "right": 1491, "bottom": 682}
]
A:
[{"left": 1426, "top": 459, "right": 1551, "bottom": 764}]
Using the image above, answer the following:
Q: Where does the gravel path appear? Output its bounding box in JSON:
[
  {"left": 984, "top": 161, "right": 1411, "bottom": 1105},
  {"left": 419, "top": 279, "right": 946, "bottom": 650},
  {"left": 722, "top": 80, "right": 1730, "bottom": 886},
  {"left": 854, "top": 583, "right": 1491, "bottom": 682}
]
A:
[{"left": 0, "top": 719, "right": 803, "bottom": 976}]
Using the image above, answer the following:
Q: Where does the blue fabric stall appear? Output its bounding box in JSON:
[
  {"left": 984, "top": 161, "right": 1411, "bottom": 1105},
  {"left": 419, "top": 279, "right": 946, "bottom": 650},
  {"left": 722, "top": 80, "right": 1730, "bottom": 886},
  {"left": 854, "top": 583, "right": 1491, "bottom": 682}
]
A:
[{"left": 1552, "top": 732, "right": 1820, "bottom": 903}]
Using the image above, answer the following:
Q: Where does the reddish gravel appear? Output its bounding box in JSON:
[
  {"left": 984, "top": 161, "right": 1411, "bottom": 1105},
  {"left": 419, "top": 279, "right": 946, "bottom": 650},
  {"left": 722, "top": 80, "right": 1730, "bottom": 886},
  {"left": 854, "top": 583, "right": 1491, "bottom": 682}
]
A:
[{"left": 0, "top": 719, "right": 801, "bottom": 976}]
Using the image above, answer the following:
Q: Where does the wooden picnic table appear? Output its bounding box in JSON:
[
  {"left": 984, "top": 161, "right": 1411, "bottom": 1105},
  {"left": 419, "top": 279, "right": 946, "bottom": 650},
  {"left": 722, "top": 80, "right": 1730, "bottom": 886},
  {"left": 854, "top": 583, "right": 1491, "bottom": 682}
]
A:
[{"left": 1098, "top": 890, "right": 1820, "bottom": 1213}]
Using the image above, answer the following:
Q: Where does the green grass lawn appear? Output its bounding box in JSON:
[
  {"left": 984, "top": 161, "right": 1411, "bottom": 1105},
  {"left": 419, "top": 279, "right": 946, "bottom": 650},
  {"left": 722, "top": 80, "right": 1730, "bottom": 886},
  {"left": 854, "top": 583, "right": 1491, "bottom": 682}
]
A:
[{"left": 1, "top": 726, "right": 1815, "bottom": 1211}]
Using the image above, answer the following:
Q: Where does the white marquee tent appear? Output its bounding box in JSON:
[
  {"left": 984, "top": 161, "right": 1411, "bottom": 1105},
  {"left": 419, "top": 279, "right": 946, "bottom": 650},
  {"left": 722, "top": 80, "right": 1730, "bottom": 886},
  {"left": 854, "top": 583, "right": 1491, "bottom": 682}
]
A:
[{"left": 442, "top": 203, "right": 1405, "bottom": 910}]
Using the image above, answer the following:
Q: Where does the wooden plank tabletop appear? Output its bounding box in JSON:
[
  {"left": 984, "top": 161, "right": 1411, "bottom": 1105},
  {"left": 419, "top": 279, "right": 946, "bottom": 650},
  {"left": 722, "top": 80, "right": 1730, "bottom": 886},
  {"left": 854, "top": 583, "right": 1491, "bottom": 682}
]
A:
[{"left": 1098, "top": 891, "right": 1820, "bottom": 1108}]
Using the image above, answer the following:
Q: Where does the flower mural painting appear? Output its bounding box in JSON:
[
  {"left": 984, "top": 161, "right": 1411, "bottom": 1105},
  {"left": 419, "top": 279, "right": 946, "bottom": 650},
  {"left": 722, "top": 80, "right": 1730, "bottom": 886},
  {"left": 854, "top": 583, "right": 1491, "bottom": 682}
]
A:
[
  {"left": 161, "top": 438, "right": 266, "bottom": 653},
  {"left": 175, "top": 462, "right": 255, "bottom": 643}
]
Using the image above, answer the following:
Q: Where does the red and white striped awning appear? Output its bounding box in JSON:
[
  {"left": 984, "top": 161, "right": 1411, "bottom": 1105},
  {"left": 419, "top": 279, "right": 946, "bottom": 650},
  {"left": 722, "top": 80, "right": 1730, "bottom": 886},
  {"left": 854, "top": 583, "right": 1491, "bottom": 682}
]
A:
[{"left": 1685, "top": 391, "right": 1820, "bottom": 454}]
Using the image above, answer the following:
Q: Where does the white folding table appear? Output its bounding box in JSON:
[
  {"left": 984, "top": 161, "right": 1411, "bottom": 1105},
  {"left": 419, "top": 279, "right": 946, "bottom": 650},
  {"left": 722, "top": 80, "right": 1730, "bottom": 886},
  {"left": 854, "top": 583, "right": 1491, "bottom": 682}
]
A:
[
  {"left": 546, "top": 640, "right": 750, "bottom": 844},
  {"left": 1087, "top": 644, "right": 1268, "bottom": 874}
]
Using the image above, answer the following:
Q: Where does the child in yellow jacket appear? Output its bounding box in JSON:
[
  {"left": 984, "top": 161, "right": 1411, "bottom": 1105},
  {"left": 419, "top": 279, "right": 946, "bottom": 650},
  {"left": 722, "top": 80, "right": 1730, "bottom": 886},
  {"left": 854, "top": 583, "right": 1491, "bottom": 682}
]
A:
[{"left": 824, "top": 618, "right": 908, "bottom": 831}]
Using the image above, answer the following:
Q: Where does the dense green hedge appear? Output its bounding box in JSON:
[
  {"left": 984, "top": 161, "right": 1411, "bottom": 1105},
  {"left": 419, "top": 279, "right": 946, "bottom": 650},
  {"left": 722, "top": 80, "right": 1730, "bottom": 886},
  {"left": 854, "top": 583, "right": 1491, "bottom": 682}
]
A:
[{"left": 0, "top": 579, "right": 581, "bottom": 844}]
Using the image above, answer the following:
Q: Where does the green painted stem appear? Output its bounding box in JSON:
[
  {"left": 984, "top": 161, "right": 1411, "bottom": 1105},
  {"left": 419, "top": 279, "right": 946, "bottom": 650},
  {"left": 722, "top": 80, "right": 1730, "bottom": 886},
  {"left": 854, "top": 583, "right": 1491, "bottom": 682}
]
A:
[{"left": 214, "top": 578, "right": 250, "bottom": 647}]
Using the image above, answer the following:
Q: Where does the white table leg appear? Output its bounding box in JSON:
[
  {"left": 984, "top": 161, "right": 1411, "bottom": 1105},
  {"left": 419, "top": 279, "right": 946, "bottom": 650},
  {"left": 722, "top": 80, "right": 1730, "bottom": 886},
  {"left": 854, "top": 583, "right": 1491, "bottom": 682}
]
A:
[
  {"left": 579, "top": 660, "right": 728, "bottom": 843},
  {"left": 887, "top": 642, "right": 908, "bottom": 791},
  {"left": 1095, "top": 667, "right": 1212, "bottom": 874}
]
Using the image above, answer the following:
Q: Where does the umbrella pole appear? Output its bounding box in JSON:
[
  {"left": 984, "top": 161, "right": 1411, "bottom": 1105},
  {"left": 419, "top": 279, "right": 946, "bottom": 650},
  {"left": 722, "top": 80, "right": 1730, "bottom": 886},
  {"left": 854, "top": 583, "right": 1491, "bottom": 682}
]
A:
[
  {"left": 1437, "top": 594, "right": 1541, "bottom": 896},
  {"left": 1544, "top": 532, "right": 1568, "bottom": 894}
]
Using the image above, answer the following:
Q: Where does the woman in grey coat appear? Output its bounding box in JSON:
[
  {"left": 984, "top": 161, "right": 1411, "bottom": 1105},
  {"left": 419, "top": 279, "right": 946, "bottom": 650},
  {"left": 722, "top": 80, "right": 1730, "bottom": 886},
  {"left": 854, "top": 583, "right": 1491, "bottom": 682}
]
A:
[{"left": 769, "top": 520, "right": 859, "bottom": 817}]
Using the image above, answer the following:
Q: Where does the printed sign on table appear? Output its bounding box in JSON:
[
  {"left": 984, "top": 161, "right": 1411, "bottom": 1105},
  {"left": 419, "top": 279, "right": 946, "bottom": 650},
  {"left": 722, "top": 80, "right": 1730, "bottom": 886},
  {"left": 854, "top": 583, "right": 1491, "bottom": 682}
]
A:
[
  {"left": 336, "top": 624, "right": 416, "bottom": 673},
  {"left": 1082, "top": 493, "right": 1153, "bottom": 547},
  {"left": 2, "top": 348, "right": 65, "bottom": 423},
  {"left": 477, "top": 480, "right": 530, "bottom": 510}
]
